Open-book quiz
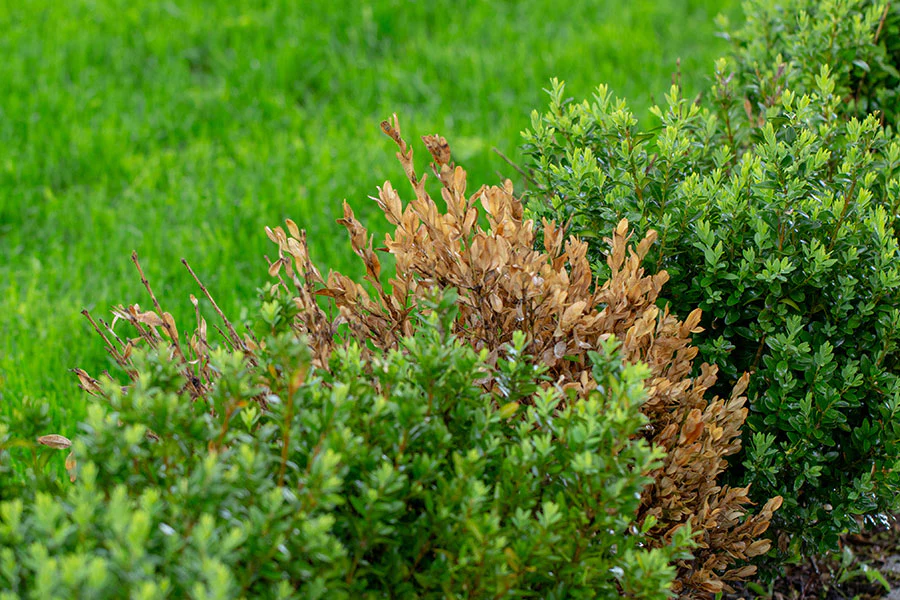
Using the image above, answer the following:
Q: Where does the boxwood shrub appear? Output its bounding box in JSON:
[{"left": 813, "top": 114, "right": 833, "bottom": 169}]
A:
[
  {"left": 522, "top": 64, "right": 900, "bottom": 556},
  {"left": 0, "top": 293, "right": 690, "bottom": 598},
  {"left": 49, "top": 123, "right": 781, "bottom": 595},
  {"left": 722, "top": 0, "right": 900, "bottom": 126}
]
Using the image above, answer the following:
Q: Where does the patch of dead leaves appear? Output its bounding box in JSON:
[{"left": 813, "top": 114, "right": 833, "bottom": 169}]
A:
[
  {"left": 265, "top": 115, "right": 782, "bottom": 597},
  {"left": 81, "top": 115, "right": 782, "bottom": 597}
]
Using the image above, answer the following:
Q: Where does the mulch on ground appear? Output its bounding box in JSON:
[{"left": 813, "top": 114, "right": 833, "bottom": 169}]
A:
[{"left": 728, "top": 517, "right": 900, "bottom": 599}]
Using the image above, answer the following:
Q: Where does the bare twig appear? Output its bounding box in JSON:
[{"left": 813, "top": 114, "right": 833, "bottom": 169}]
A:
[
  {"left": 182, "top": 258, "right": 245, "bottom": 352},
  {"left": 492, "top": 147, "right": 538, "bottom": 188},
  {"left": 97, "top": 317, "right": 126, "bottom": 349},
  {"left": 875, "top": 2, "right": 891, "bottom": 43},
  {"left": 213, "top": 324, "right": 236, "bottom": 351},
  {"left": 81, "top": 309, "right": 126, "bottom": 365},
  {"left": 132, "top": 251, "right": 187, "bottom": 365}
]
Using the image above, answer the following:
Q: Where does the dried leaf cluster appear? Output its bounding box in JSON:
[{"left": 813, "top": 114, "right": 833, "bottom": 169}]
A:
[
  {"left": 78, "top": 117, "right": 781, "bottom": 596},
  {"left": 78, "top": 252, "right": 251, "bottom": 404},
  {"left": 262, "top": 116, "right": 782, "bottom": 595}
]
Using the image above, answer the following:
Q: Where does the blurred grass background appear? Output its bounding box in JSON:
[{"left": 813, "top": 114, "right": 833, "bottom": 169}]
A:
[{"left": 0, "top": 0, "right": 737, "bottom": 437}]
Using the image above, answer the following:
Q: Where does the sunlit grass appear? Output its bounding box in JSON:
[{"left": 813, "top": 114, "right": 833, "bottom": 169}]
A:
[{"left": 0, "top": 0, "right": 737, "bottom": 438}]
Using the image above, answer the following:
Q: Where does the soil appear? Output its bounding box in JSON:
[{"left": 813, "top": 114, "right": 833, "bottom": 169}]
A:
[{"left": 727, "top": 518, "right": 900, "bottom": 600}]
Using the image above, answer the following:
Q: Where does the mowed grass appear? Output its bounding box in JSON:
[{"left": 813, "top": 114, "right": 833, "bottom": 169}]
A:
[{"left": 0, "top": 0, "right": 737, "bottom": 442}]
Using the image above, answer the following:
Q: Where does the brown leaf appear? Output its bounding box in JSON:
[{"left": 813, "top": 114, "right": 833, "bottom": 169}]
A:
[
  {"left": 700, "top": 579, "right": 725, "bottom": 594},
  {"left": 732, "top": 372, "right": 750, "bottom": 398},
  {"left": 65, "top": 451, "right": 77, "bottom": 482},
  {"left": 162, "top": 312, "right": 179, "bottom": 341},
  {"left": 745, "top": 539, "right": 772, "bottom": 557},
  {"left": 72, "top": 368, "right": 101, "bottom": 395},
  {"left": 553, "top": 341, "right": 567, "bottom": 359},
  {"left": 132, "top": 309, "right": 163, "bottom": 327},
  {"left": 268, "top": 258, "right": 283, "bottom": 278},
  {"left": 489, "top": 293, "right": 503, "bottom": 313},
  {"left": 724, "top": 565, "right": 756, "bottom": 580},
  {"left": 380, "top": 116, "right": 402, "bottom": 146},
  {"left": 37, "top": 434, "right": 72, "bottom": 449},
  {"left": 364, "top": 249, "right": 381, "bottom": 282},
  {"left": 285, "top": 218, "right": 301, "bottom": 239},
  {"left": 452, "top": 165, "right": 467, "bottom": 196},
  {"left": 560, "top": 301, "right": 587, "bottom": 332},
  {"left": 679, "top": 408, "right": 705, "bottom": 445},
  {"left": 462, "top": 207, "right": 478, "bottom": 235},
  {"left": 422, "top": 134, "right": 451, "bottom": 166},
  {"left": 683, "top": 308, "right": 704, "bottom": 334}
]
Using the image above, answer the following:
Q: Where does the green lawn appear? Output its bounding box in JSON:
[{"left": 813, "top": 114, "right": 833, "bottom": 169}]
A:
[{"left": 0, "top": 0, "right": 737, "bottom": 442}]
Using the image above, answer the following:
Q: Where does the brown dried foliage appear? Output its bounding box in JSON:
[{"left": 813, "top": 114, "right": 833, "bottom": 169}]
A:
[
  {"left": 262, "top": 116, "right": 782, "bottom": 596},
  {"left": 81, "top": 116, "right": 781, "bottom": 597},
  {"left": 78, "top": 251, "right": 255, "bottom": 406}
]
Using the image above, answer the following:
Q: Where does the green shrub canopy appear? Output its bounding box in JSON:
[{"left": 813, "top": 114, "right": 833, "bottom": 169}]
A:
[
  {"left": 523, "top": 61, "right": 900, "bottom": 555},
  {"left": 0, "top": 299, "right": 688, "bottom": 598}
]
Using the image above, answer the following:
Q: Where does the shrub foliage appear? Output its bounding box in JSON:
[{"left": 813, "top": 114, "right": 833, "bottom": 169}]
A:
[
  {"left": 3, "top": 303, "right": 691, "bottom": 598},
  {"left": 263, "top": 118, "right": 781, "bottom": 594},
  {"left": 522, "top": 55, "right": 900, "bottom": 553},
  {"left": 60, "top": 121, "right": 781, "bottom": 595},
  {"left": 723, "top": 0, "right": 900, "bottom": 126},
  {"left": 7, "top": 0, "right": 900, "bottom": 594}
]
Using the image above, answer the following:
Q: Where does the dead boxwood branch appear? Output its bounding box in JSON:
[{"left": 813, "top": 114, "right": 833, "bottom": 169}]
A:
[
  {"left": 79, "top": 115, "right": 781, "bottom": 597},
  {"left": 78, "top": 255, "right": 255, "bottom": 404},
  {"left": 265, "top": 115, "right": 782, "bottom": 596}
]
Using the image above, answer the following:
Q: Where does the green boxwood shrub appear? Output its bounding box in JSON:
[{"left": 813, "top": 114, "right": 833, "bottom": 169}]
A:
[
  {"left": 522, "top": 65, "right": 900, "bottom": 555},
  {"left": 722, "top": 0, "right": 900, "bottom": 126},
  {"left": 0, "top": 292, "right": 690, "bottom": 598}
]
